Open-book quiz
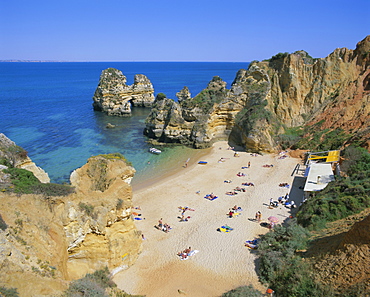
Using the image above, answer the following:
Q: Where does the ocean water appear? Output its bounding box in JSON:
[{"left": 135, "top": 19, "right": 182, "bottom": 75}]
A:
[{"left": 0, "top": 62, "right": 249, "bottom": 185}]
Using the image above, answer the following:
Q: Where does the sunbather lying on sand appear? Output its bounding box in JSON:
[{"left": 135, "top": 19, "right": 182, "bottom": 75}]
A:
[
  {"left": 242, "top": 182, "right": 254, "bottom": 186},
  {"left": 226, "top": 191, "right": 238, "bottom": 195},
  {"left": 234, "top": 187, "right": 246, "bottom": 192},
  {"left": 177, "top": 247, "right": 193, "bottom": 259},
  {"left": 263, "top": 164, "right": 274, "bottom": 168}
]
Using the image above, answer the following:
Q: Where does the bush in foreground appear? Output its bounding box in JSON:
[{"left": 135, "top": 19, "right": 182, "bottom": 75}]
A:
[
  {"left": 0, "top": 286, "right": 19, "bottom": 297},
  {"left": 257, "top": 220, "right": 333, "bottom": 297},
  {"left": 221, "top": 285, "right": 263, "bottom": 297},
  {"left": 63, "top": 267, "right": 144, "bottom": 297}
]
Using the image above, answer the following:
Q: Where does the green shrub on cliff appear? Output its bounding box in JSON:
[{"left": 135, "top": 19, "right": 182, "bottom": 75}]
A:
[
  {"left": 64, "top": 267, "right": 114, "bottom": 297},
  {"left": 257, "top": 220, "right": 333, "bottom": 297},
  {"left": 2, "top": 167, "right": 74, "bottom": 196},
  {"left": 277, "top": 120, "right": 351, "bottom": 151},
  {"left": 221, "top": 285, "right": 263, "bottom": 296},
  {"left": 181, "top": 88, "right": 226, "bottom": 113},
  {"left": 64, "top": 267, "right": 144, "bottom": 297},
  {"left": 0, "top": 286, "right": 19, "bottom": 297},
  {"left": 156, "top": 92, "right": 167, "bottom": 100},
  {"left": 235, "top": 81, "right": 276, "bottom": 133},
  {"left": 264, "top": 52, "right": 289, "bottom": 62},
  {"left": 0, "top": 214, "right": 7, "bottom": 231},
  {"left": 297, "top": 146, "right": 370, "bottom": 230},
  {"left": 96, "top": 153, "right": 133, "bottom": 166}
]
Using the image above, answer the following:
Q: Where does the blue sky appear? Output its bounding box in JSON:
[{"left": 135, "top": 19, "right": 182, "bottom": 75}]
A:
[{"left": 1, "top": 0, "right": 369, "bottom": 62}]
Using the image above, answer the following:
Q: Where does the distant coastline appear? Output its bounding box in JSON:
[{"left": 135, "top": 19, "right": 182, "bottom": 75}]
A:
[{"left": 0, "top": 60, "right": 76, "bottom": 62}]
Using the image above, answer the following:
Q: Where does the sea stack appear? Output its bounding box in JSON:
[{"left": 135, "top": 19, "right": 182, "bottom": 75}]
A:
[{"left": 93, "top": 68, "right": 155, "bottom": 116}]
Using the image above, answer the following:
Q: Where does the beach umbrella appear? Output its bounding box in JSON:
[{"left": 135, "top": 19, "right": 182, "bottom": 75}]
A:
[{"left": 268, "top": 216, "right": 279, "bottom": 223}]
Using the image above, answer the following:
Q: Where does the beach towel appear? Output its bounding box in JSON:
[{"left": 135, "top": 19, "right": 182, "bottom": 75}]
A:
[
  {"left": 204, "top": 194, "right": 218, "bottom": 200},
  {"left": 218, "top": 225, "right": 233, "bottom": 233}
]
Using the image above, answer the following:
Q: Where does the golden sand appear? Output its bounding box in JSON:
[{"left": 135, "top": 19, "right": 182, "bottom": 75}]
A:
[{"left": 113, "top": 141, "right": 304, "bottom": 297}]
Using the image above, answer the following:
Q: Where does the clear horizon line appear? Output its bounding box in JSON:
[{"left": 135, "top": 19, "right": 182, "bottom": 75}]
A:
[{"left": 0, "top": 59, "right": 251, "bottom": 63}]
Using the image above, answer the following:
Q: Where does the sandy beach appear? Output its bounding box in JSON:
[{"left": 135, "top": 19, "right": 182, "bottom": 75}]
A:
[{"left": 113, "top": 141, "right": 305, "bottom": 297}]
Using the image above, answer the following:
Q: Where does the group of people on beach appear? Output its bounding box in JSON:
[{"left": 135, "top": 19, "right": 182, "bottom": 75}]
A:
[
  {"left": 177, "top": 247, "right": 192, "bottom": 259},
  {"left": 228, "top": 205, "right": 242, "bottom": 218},
  {"left": 178, "top": 206, "right": 194, "bottom": 222},
  {"left": 147, "top": 146, "right": 296, "bottom": 266},
  {"left": 156, "top": 218, "right": 172, "bottom": 233}
]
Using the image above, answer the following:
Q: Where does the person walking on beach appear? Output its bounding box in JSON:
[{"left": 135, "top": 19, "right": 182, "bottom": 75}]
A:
[
  {"left": 248, "top": 161, "right": 251, "bottom": 168},
  {"left": 255, "top": 211, "right": 261, "bottom": 222}
]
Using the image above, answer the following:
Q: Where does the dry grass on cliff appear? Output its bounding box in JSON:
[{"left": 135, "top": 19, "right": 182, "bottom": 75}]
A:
[{"left": 305, "top": 208, "right": 370, "bottom": 295}]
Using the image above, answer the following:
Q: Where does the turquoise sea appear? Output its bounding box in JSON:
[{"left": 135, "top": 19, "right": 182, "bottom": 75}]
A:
[{"left": 0, "top": 62, "right": 249, "bottom": 186}]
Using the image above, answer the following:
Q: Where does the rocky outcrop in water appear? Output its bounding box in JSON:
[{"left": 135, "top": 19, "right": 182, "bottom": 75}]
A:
[
  {"left": 144, "top": 35, "right": 370, "bottom": 152},
  {"left": 93, "top": 68, "right": 155, "bottom": 116},
  {"left": 0, "top": 151, "right": 142, "bottom": 296},
  {"left": 144, "top": 76, "right": 237, "bottom": 148}
]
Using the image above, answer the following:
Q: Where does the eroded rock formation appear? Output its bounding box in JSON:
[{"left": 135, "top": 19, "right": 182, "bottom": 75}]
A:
[
  {"left": 93, "top": 68, "right": 155, "bottom": 116},
  {"left": 144, "top": 76, "right": 236, "bottom": 149},
  {"left": 0, "top": 133, "right": 50, "bottom": 183},
  {"left": 0, "top": 151, "right": 142, "bottom": 296},
  {"left": 144, "top": 35, "right": 370, "bottom": 152}
]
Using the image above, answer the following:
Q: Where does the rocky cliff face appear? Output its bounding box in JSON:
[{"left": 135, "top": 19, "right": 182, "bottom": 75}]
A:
[
  {"left": 0, "top": 153, "right": 142, "bottom": 296},
  {"left": 93, "top": 68, "right": 155, "bottom": 116},
  {"left": 0, "top": 133, "right": 50, "bottom": 183},
  {"left": 144, "top": 35, "right": 370, "bottom": 152},
  {"left": 307, "top": 210, "right": 370, "bottom": 294},
  {"left": 144, "top": 76, "right": 239, "bottom": 149}
]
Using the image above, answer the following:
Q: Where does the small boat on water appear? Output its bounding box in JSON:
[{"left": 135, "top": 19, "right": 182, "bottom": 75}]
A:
[{"left": 149, "top": 147, "right": 162, "bottom": 154}]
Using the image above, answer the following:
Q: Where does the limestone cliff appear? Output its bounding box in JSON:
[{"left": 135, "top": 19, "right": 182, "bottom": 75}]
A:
[
  {"left": 93, "top": 68, "right": 155, "bottom": 116},
  {"left": 144, "top": 76, "right": 237, "bottom": 149},
  {"left": 0, "top": 133, "right": 50, "bottom": 183},
  {"left": 0, "top": 153, "right": 142, "bottom": 296},
  {"left": 144, "top": 35, "right": 370, "bottom": 152}
]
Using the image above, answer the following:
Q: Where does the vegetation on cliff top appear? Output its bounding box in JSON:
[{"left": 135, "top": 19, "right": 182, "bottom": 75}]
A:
[
  {"left": 276, "top": 120, "right": 352, "bottom": 152},
  {"left": 95, "top": 153, "right": 132, "bottom": 166},
  {"left": 180, "top": 76, "right": 228, "bottom": 113},
  {"left": 234, "top": 81, "right": 277, "bottom": 133},
  {"left": 297, "top": 146, "right": 370, "bottom": 230},
  {"left": 2, "top": 167, "right": 74, "bottom": 196},
  {"left": 0, "top": 286, "right": 19, "bottom": 297},
  {"left": 63, "top": 267, "right": 144, "bottom": 297}
]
